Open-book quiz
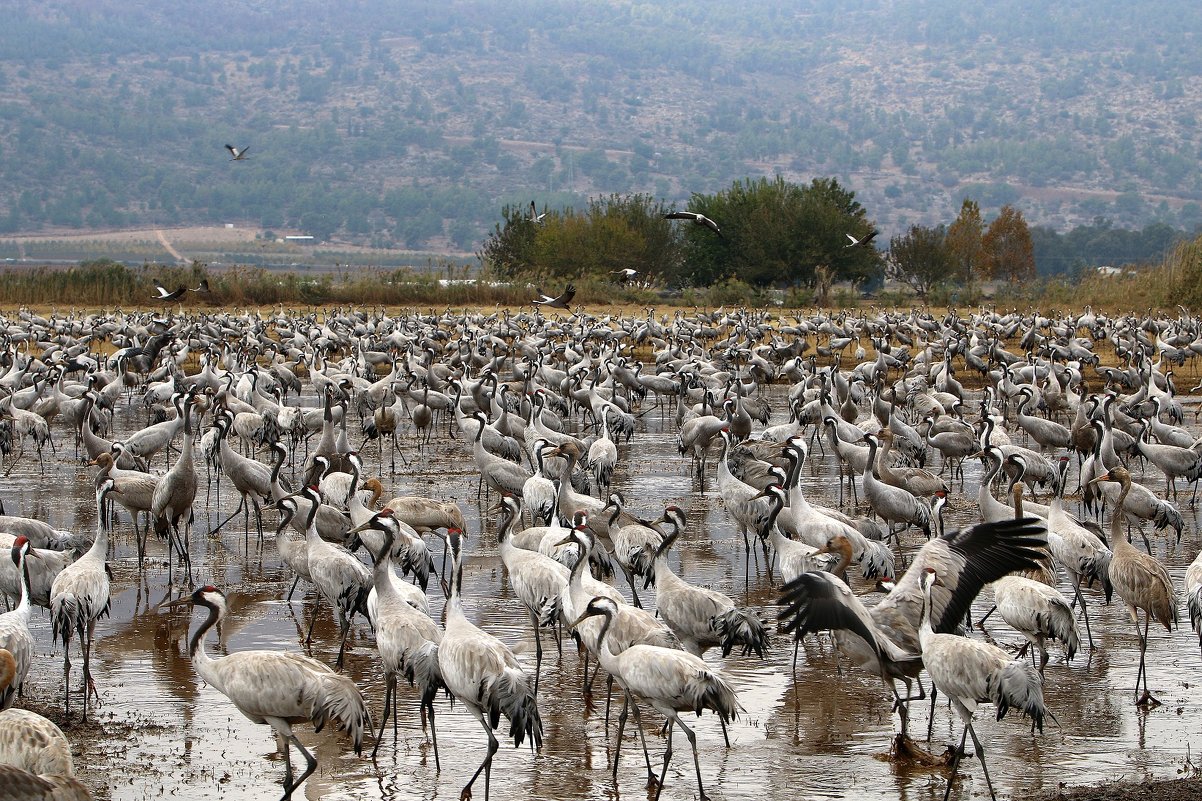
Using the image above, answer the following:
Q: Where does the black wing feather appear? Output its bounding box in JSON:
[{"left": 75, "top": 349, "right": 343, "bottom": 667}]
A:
[{"left": 931, "top": 516, "right": 1048, "bottom": 633}]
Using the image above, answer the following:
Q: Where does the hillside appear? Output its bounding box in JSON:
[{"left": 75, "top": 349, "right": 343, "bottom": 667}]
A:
[{"left": 1, "top": 0, "right": 1201, "bottom": 256}]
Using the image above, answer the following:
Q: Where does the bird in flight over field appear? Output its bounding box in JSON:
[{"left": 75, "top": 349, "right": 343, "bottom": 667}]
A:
[
  {"left": 225, "top": 144, "right": 250, "bottom": 161},
  {"left": 529, "top": 201, "right": 547, "bottom": 223},
  {"left": 532, "top": 284, "right": 576, "bottom": 309},
  {"left": 665, "top": 210, "right": 723, "bottom": 237},
  {"left": 153, "top": 281, "right": 187, "bottom": 301},
  {"left": 613, "top": 268, "right": 639, "bottom": 283}
]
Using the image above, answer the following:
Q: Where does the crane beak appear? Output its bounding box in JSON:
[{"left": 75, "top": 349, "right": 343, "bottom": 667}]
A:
[
  {"left": 1088, "top": 473, "right": 1111, "bottom": 484},
  {"left": 158, "top": 595, "right": 192, "bottom": 611},
  {"left": 346, "top": 519, "right": 374, "bottom": 534},
  {"left": 569, "top": 610, "right": 597, "bottom": 628}
]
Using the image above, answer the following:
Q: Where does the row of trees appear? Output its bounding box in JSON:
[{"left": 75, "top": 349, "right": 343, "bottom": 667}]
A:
[
  {"left": 887, "top": 201, "right": 1037, "bottom": 297},
  {"left": 481, "top": 178, "right": 1046, "bottom": 298},
  {"left": 479, "top": 177, "right": 884, "bottom": 291}
]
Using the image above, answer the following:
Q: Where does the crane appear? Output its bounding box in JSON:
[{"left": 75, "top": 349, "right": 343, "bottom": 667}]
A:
[
  {"left": 494, "top": 494, "right": 569, "bottom": 696},
  {"left": 162, "top": 585, "right": 369, "bottom": 799},
  {"left": 644, "top": 506, "right": 768, "bottom": 659},
  {"left": 1093, "top": 468, "right": 1177, "bottom": 706},
  {"left": 438, "top": 528, "right": 542, "bottom": 801},
  {"left": 296, "top": 486, "right": 371, "bottom": 670},
  {"left": 571, "top": 595, "right": 740, "bottom": 801},
  {"left": 778, "top": 517, "right": 1047, "bottom": 745},
  {"left": 347, "top": 510, "right": 445, "bottom": 765},
  {"left": 50, "top": 478, "right": 113, "bottom": 721},
  {"left": 918, "top": 569, "right": 1051, "bottom": 801},
  {"left": 0, "top": 537, "right": 34, "bottom": 709}
]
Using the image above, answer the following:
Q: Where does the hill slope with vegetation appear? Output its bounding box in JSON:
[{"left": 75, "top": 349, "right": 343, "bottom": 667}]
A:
[{"left": 1, "top": 0, "right": 1201, "bottom": 258}]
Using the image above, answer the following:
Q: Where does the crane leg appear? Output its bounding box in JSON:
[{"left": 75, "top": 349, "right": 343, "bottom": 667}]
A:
[
  {"left": 926, "top": 686, "right": 938, "bottom": 742},
  {"left": 941, "top": 725, "right": 969, "bottom": 801},
  {"left": 626, "top": 698, "right": 658, "bottom": 787},
  {"left": 1073, "top": 584, "right": 1095, "bottom": 649},
  {"left": 335, "top": 611, "right": 352, "bottom": 670},
  {"left": 371, "top": 673, "right": 395, "bottom": 759},
  {"left": 677, "top": 714, "right": 709, "bottom": 801},
  {"left": 1135, "top": 614, "right": 1161, "bottom": 707},
  {"left": 613, "top": 694, "right": 628, "bottom": 776},
  {"left": 284, "top": 733, "right": 317, "bottom": 800},
  {"left": 426, "top": 699, "right": 441, "bottom": 772},
  {"left": 304, "top": 596, "right": 322, "bottom": 647},
  {"left": 462, "top": 724, "right": 498, "bottom": 801},
  {"left": 62, "top": 640, "right": 72, "bottom": 719},
  {"left": 604, "top": 673, "right": 614, "bottom": 727},
  {"left": 209, "top": 495, "right": 247, "bottom": 538},
  {"left": 653, "top": 718, "right": 676, "bottom": 801},
  {"left": 531, "top": 611, "right": 543, "bottom": 697},
  {"left": 621, "top": 564, "right": 643, "bottom": 608},
  {"left": 965, "top": 722, "right": 997, "bottom": 801}
]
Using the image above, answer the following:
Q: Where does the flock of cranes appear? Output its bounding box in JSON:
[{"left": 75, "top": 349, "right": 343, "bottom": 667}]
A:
[{"left": 0, "top": 302, "right": 1200, "bottom": 800}]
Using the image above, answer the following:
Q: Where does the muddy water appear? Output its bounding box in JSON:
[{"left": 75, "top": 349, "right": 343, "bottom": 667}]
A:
[{"left": 5, "top": 386, "right": 1202, "bottom": 801}]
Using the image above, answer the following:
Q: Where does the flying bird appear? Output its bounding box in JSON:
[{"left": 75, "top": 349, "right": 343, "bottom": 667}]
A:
[
  {"left": 191, "top": 278, "right": 211, "bottom": 294},
  {"left": 613, "top": 268, "right": 638, "bottom": 283},
  {"left": 532, "top": 284, "right": 576, "bottom": 310},
  {"left": 845, "top": 230, "right": 878, "bottom": 248},
  {"left": 153, "top": 281, "right": 187, "bottom": 302},
  {"left": 665, "top": 210, "right": 723, "bottom": 237},
  {"left": 528, "top": 201, "right": 546, "bottom": 223},
  {"left": 225, "top": 144, "right": 250, "bottom": 161}
]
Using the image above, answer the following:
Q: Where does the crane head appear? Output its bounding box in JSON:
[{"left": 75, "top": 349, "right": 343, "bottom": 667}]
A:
[{"left": 10, "top": 535, "right": 35, "bottom": 565}]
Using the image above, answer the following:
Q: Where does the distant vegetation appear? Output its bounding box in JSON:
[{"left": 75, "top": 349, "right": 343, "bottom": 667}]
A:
[{"left": 2, "top": 0, "right": 1202, "bottom": 258}]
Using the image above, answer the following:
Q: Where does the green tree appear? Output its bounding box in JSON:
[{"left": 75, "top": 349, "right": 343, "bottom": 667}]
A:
[
  {"left": 670, "top": 176, "right": 882, "bottom": 289},
  {"left": 982, "top": 204, "right": 1036, "bottom": 281},
  {"left": 946, "top": 199, "right": 985, "bottom": 283},
  {"left": 478, "top": 194, "right": 679, "bottom": 282},
  {"left": 886, "top": 224, "right": 952, "bottom": 297},
  {"left": 477, "top": 202, "right": 541, "bottom": 278}
]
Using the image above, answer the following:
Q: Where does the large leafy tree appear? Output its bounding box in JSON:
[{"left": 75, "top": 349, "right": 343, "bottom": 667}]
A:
[
  {"left": 478, "top": 194, "right": 680, "bottom": 281},
  {"left": 886, "top": 224, "right": 952, "bottom": 297},
  {"left": 982, "top": 204, "right": 1036, "bottom": 281},
  {"left": 670, "top": 176, "right": 883, "bottom": 288},
  {"left": 477, "top": 202, "right": 540, "bottom": 278}
]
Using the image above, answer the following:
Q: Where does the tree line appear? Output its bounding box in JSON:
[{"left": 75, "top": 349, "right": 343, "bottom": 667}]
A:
[{"left": 481, "top": 180, "right": 1194, "bottom": 299}]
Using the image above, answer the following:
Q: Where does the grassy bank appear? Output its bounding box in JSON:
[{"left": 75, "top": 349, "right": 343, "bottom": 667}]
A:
[{"left": 0, "top": 253, "right": 1198, "bottom": 315}]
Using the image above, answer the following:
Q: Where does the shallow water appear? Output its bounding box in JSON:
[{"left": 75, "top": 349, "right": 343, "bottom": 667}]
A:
[{"left": 6, "top": 384, "right": 1202, "bottom": 801}]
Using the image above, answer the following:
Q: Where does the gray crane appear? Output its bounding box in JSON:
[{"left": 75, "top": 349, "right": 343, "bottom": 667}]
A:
[
  {"left": 347, "top": 510, "right": 445, "bottom": 765},
  {"left": 162, "top": 585, "right": 369, "bottom": 799},
  {"left": 1093, "top": 468, "right": 1177, "bottom": 706},
  {"left": 572, "top": 596, "right": 739, "bottom": 801},
  {"left": 918, "top": 569, "right": 1051, "bottom": 801},
  {"left": 49, "top": 479, "right": 113, "bottom": 721},
  {"left": 438, "top": 529, "right": 542, "bottom": 801}
]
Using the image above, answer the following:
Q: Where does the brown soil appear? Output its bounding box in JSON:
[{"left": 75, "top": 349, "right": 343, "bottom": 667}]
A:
[{"left": 1039, "top": 777, "right": 1202, "bottom": 801}]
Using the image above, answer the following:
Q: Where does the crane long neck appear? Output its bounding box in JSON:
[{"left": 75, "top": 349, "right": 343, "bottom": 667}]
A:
[
  {"left": 189, "top": 601, "right": 220, "bottom": 663},
  {"left": 831, "top": 539, "right": 854, "bottom": 577},
  {"left": 1112, "top": 478, "right": 1131, "bottom": 544}
]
